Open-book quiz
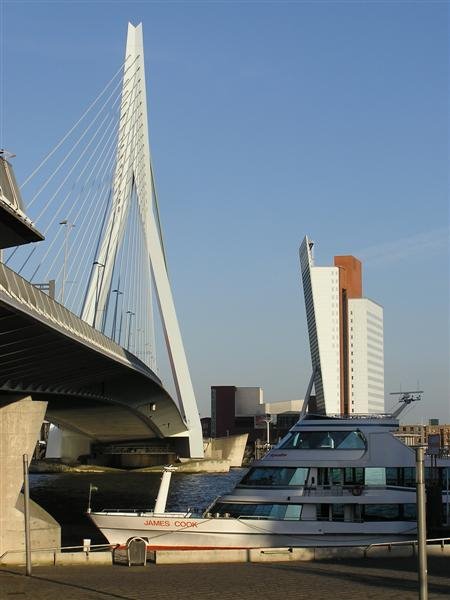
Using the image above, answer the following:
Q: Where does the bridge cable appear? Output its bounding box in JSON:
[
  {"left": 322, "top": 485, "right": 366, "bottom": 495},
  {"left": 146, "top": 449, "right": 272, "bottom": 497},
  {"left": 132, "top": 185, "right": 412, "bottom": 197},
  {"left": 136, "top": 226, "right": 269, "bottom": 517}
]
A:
[
  {"left": 29, "top": 105, "right": 121, "bottom": 282},
  {"left": 6, "top": 77, "right": 141, "bottom": 272},
  {"left": 21, "top": 56, "right": 139, "bottom": 191},
  {"left": 81, "top": 72, "right": 143, "bottom": 321}
]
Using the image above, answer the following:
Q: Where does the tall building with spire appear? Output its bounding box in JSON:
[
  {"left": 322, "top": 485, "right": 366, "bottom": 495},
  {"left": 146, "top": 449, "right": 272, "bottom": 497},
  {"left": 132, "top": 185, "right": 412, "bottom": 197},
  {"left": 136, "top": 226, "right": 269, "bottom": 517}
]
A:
[{"left": 299, "top": 236, "right": 384, "bottom": 415}]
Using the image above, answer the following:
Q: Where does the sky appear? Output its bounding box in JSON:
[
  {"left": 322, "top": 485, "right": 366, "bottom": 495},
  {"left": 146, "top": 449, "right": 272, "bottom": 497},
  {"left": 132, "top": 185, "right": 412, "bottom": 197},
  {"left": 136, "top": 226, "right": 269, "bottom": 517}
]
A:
[{"left": 1, "top": 0, "right": 449, "bottom": 422}]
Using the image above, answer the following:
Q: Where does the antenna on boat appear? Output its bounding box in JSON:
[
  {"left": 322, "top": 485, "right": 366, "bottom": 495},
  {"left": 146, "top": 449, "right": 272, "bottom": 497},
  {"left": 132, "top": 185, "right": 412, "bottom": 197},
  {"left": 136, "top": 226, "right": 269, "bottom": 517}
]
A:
[{"left": 390, "top": 390, "right": 423, "bottom": 418}]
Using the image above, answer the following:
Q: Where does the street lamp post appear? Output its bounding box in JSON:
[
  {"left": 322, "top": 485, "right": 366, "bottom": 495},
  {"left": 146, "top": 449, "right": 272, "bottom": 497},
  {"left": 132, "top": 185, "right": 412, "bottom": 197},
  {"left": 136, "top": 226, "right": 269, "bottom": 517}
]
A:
[
  {"left": 136, "top": 328, "right": 142, "bottom": 357},
  {"left": 93, "top": 261, "right": 105, "bottom": 328},
  {"left": 111, "top": 289, "right": 123, "bottom": 341},
  {"left": 263, "top": 414, "right": 272, "bottom": 447},
  {"left": 59, "top": 220, "right": 75, "bottom": 304},
  {"left": 144, "top": 343, "right": 154, "bottom": 369},
  {"left": 118, "top": 310, "right": 124, "bottom": 346},
  {"left": 126, "top": 310, "right": 135, "bottom": 350}
]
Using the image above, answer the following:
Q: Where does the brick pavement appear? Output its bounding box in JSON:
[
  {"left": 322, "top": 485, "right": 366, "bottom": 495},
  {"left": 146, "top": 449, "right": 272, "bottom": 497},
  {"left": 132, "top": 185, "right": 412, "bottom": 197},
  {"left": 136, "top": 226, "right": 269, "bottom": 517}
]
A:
[{"left": 1, "top": 556, "right": 449, "bottom": 600}]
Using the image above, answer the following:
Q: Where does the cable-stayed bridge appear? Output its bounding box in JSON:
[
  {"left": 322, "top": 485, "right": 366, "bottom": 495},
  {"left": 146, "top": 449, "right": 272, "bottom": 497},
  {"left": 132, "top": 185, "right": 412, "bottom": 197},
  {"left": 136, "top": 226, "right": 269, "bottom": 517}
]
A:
[{"left": 0, "top": 24, "right": 204, "bottom": 552}]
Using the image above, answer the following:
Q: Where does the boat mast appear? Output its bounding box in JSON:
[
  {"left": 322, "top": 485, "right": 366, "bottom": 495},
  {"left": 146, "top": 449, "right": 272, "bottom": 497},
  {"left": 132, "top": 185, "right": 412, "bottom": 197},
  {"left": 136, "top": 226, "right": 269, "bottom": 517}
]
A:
[{"left": 154, "top": 465, "right": 178, "bottom": 514}]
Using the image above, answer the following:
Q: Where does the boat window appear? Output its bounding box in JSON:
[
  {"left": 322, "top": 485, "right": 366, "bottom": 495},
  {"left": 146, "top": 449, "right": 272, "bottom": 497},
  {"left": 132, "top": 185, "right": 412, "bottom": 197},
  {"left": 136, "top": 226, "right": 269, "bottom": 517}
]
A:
[
  {"left": 330, "top": 468, "right": 342, "bottom": 485},
  {"left": 363, "top": 504, "right": 417, "bottom": 521},
  {"left": 209, "top": 502, "right": 303, "bottom": 520},
  {"left": 280, "top": 430, "right": 366, "bottom": 450},
  {"left": 319, "top": 504, "right": 366, "bottom": 522},
  {"left": 332, "top": 504, "right": 345, "bottom": 522},
  {"left": 239, "top": 467, "right": 309, "bottom": 487},
  {"left": 318, "top": 468, "right": 329, "bottom": 486},
  {"left": 365, "top": 468, "right": 386, "bottom": 486},
  {"left": 387, "top": 467, "right": 448, "bottom": 488},
  {"left": 404, "top": 468, "right": 416, "bottom": 487},
  {"left": 353, "top": 504, "right": 363, "bottom": 522},
  {"left": 403, "top": 504, "right": 417, "bottom": 520},
  {"left": 386, "top": 468, "right": 415, "bottom": 487},
  {"left": 343, "top": 468, "right": 364, "bottom": 485},
  {"left": 284, "top": 504, "right": 302, "bottom": 519},
  {"left": 268, "top": 504, "right": 288, "bottom": 519},
  {"left": 363, "top": 504, "right": 400, "bottom": 521},
  {"left": 317, "top": 504, "right": 330, "bottom": 520}
]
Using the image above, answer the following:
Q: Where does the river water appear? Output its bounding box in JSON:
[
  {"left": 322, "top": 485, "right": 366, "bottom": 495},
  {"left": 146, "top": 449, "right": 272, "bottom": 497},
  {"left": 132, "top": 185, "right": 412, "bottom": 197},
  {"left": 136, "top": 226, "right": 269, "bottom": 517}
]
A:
[{"left": 30, "top": 469, "right": 246, "bottom": 547}]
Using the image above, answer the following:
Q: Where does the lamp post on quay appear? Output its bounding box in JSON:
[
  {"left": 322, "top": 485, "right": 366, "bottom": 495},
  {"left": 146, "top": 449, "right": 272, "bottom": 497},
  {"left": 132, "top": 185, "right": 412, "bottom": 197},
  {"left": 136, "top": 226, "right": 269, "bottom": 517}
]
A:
[{"left": 415, "top": 445, "right": 428, "bottom": 600}]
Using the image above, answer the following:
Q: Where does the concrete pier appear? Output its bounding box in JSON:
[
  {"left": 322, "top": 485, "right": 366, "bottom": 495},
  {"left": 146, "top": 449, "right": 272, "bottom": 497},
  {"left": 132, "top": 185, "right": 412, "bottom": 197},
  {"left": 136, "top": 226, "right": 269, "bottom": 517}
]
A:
[
  {"left": 46, "top": 424, "right": 92, "bottom": 463},
  {"left": 0, "top": 395, "right": 60, "bottom": 556}
]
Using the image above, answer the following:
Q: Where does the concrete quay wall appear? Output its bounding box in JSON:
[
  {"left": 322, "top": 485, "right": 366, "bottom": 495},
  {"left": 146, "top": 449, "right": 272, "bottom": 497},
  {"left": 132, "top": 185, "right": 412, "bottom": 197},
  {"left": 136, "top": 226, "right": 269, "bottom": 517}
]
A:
[
  {"left": 2, "top": 544, "right": 449, "bottom": 566},
  {"left": 151, "top": 543, "right": 450, "bottom": 564}
]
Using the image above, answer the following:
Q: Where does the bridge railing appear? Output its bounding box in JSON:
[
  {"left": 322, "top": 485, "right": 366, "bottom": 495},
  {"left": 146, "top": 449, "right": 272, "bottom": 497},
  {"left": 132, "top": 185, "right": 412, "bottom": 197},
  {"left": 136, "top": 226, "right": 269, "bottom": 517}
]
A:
[{"left": 0, "top": 261, "right": 155, "bottom": 379}]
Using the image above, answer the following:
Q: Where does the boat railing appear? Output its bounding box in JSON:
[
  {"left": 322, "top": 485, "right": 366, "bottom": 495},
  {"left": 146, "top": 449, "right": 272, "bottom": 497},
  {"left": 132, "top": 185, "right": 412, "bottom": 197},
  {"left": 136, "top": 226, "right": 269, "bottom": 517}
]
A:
[
  {"left": 303, "top": 485, "right": 364, "bottom": 497},
  {"left": 202, "top": 496, "right": 221, "bottom": 517},
  {"left": 236, "top": 515, "right": 302, "bottom": 521},
  {"left": 236, "top": 515, "right": 269, "bottom": 521},
  {"left": 99, "top": 508, "right": 151, "bottom": 513},
  {"left": 98, "top": 508, "right": 198, "bottom": 517},
  {"left": 324, "top": 413, "right": 397, "bottom": 420},
  {"left": 429, "top": 446, "right": 450, "bottom": 458},
  {"left": 364, "top": 537, "right": 450, "bottom": 557}
]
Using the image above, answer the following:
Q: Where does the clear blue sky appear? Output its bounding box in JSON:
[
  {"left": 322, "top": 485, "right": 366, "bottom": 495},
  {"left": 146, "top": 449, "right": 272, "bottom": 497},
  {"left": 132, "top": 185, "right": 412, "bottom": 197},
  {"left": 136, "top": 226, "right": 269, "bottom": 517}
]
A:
[{"left": 1, "top": 1, "right": 449, "bottom": 422}]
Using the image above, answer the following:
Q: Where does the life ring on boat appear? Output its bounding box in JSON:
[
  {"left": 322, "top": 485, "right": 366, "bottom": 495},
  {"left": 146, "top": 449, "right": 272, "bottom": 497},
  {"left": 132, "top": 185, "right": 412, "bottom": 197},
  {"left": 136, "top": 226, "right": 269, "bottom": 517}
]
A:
[{"left": 352, "top": 486, "right": 363, "bottom": 496}]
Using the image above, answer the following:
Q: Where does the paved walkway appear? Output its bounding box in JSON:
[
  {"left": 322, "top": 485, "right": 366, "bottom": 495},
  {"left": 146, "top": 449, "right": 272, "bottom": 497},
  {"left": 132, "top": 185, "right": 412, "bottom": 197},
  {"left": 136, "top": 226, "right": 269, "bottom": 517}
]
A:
[{"left": 1, "top": 556, "right": 449, "bottom": 599}]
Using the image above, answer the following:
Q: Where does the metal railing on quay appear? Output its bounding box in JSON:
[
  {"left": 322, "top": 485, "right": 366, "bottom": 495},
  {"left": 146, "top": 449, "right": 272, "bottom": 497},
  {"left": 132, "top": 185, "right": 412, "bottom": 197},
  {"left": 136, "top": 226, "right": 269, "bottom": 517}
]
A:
[
  {"left": 0, "top": 543, "right": 114, "bottom": 562},
  {"left": 364, "top": 536, "right": 450, "bottom": 557}
]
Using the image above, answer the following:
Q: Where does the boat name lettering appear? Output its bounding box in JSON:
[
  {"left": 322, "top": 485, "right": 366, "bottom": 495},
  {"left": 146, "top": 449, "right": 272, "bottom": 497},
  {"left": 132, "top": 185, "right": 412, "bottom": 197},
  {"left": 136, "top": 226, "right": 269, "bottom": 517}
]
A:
[
  {"left": 269, "top": 453, "right": 287, "bottom": 457},
  {"left": 142, "top": 519, "right": 198, "bottom": 528},
  {"left": 174, "top": 520, "right": 198, "bottom": 528},
  {"left": 143, "top": 519, "right": 171, "bottom": 527}
]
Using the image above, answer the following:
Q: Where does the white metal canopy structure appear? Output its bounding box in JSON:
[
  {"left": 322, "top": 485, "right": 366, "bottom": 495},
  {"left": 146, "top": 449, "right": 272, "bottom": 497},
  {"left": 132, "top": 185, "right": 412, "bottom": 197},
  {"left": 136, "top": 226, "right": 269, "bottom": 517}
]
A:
[{"left": 80, "top": 23, "right": 203, "bottom": 457}]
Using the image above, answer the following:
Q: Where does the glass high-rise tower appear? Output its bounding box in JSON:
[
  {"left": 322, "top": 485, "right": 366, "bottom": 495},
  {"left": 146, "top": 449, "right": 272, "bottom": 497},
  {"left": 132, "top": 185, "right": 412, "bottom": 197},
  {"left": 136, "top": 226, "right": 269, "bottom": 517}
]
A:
[{"left": 299, "top": 236, "right": 384, "bottom": 415}]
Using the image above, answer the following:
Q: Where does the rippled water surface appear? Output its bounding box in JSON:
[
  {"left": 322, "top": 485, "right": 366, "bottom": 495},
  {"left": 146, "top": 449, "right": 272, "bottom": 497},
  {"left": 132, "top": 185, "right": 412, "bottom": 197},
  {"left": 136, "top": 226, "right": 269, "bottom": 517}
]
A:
[{"left": 30, "top": 469, "right": 246, "bottom": 547}]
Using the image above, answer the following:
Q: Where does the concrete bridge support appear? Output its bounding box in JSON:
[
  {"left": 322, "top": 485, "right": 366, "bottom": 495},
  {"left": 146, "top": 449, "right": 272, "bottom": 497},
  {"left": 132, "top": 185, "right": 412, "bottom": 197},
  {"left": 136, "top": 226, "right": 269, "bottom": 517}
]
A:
[
  {"left": 46, "top": 424, "right": 92, "bottom": 463},
  {"left": 0, "top": 395, "right": 60, "bottom": 557}
]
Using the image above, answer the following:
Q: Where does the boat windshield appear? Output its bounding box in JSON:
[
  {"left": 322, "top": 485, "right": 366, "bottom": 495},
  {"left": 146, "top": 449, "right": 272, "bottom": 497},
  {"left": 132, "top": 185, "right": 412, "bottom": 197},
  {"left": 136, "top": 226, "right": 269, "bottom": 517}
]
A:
[
  {"left": 239, "top": 467, "right": 309, "bottom": 487},
  {"left": 209, "top": 502, "right": 303, "bottom": 520},
  {"left": 280, "top": 430, "right": 366, "bottom": 450}
]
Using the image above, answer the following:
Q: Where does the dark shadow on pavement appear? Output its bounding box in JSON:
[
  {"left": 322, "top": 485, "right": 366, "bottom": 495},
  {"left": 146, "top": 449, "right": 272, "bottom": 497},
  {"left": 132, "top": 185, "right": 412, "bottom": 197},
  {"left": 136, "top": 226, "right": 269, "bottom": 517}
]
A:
[
  {"left": 260, "top": 561, "right": 450, "bottom": 597},
  {"left": 0, "top": 569, "right": 136, "bottom": 600}
]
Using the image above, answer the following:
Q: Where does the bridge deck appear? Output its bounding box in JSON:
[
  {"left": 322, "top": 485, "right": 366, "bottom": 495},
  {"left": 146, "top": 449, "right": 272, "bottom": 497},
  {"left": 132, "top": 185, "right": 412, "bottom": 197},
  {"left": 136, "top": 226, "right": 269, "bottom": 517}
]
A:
[{"left": 0, "top": 262, "right": 188, "bottom": 444}]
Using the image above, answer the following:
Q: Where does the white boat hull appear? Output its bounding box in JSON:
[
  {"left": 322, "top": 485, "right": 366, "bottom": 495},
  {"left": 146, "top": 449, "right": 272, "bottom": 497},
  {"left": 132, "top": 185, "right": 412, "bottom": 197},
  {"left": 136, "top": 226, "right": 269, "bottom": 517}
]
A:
[{"left": 89, "top": 512, "right": 417, "bottom": 549}]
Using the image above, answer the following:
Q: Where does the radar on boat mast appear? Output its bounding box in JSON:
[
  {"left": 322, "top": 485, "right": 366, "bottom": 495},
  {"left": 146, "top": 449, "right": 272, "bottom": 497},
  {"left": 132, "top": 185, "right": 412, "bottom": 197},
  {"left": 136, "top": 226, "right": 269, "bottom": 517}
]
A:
[{"left": 390, "top": 390, "right": 423, "bottom": 418}]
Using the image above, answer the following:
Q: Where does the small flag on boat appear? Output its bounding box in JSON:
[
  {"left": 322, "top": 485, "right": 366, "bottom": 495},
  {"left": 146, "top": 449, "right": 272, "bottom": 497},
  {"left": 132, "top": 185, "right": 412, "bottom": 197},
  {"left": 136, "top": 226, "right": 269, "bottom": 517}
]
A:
[{"left": 87, "top": 483, "right": 98, "bottom": 513}]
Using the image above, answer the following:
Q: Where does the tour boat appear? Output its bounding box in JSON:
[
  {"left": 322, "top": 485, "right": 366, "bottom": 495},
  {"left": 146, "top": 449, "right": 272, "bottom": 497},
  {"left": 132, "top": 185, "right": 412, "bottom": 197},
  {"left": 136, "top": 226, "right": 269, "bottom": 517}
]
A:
[{"left": 88, "top": 407, "right": 450, "bottom": 549}]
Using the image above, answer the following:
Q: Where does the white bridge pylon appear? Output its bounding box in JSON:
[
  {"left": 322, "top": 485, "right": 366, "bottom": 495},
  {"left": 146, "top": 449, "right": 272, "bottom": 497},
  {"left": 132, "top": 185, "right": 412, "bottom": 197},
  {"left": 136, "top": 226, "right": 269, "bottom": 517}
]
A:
[{"left": 81, "top": 23, "right": 203, "bottom": 458}]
